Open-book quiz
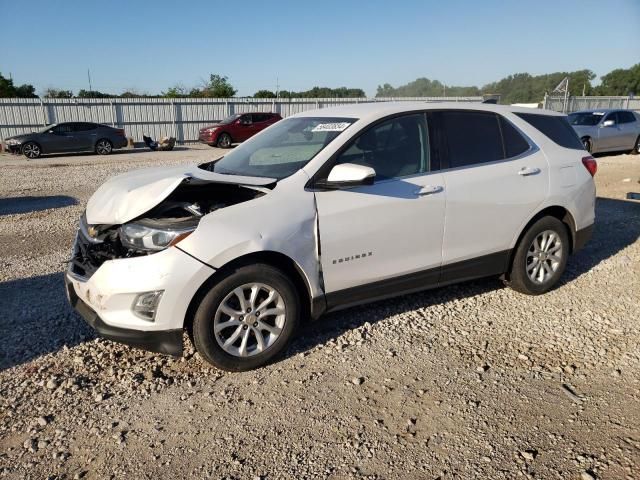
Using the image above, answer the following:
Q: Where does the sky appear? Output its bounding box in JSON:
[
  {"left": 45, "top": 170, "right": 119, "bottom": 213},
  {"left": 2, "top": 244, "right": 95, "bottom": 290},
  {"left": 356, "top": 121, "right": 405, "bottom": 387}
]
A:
[{"left": 1, "top": 0, "right": 639, "bottom": 97}]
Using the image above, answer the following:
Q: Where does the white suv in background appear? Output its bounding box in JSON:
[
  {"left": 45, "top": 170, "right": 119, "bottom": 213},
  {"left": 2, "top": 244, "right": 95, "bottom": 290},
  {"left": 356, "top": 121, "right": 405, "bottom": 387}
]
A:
[{"left": 66, "top": 102, "right": 596, "bottom": 371}]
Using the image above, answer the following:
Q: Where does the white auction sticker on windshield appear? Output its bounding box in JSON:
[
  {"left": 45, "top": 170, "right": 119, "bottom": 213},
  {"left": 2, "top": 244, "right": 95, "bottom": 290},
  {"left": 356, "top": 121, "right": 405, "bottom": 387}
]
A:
[{"left": 312, "top": 122, "right": 351, "bottom": 132}]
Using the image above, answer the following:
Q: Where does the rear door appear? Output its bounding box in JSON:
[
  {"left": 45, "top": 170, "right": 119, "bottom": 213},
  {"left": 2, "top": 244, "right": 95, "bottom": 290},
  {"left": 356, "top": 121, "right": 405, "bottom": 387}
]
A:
[
  {"left": 72, "top": 122, "right": 98, "bottom": 151},
  {"left": 434, "top": 110, "right": 548, "bottom": 280},
  {"left": 617, "top": 111, "right": 639, "bottom": 149}
]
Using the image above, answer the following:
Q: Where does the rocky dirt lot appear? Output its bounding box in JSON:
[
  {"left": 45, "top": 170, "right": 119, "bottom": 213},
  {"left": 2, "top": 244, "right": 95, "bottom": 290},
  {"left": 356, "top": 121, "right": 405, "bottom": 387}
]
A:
[{"left": 0, "top": 146, "right": 639, "bottom": 480}]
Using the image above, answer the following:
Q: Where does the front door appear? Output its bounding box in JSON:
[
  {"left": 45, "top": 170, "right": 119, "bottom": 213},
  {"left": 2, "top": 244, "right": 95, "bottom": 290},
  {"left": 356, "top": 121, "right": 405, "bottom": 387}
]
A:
[
  {"left": 40, "top": 123, "right": 77, "bottom": 153},
  {"left": 598, "top": 112, "right": 626, "bottom": 150},
  {"left": 314, "top": 113, "right": 446, "bottom": 307}
]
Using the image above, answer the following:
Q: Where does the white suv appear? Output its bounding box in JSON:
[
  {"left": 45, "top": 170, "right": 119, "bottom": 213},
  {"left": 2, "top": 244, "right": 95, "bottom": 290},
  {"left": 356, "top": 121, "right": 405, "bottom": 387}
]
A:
[{"left": 66, "top": 102, "right": 596, "bottom": 371}]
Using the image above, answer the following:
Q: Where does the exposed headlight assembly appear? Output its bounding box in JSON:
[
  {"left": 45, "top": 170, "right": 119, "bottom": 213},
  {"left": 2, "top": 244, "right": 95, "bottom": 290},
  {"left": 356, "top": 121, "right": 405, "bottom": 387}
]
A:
[
  {"left": 6, "top": 139, "right": 20, "bottom": 145},
  {"left": 119, "top": 222, "right": 195, "bottom": 251}
]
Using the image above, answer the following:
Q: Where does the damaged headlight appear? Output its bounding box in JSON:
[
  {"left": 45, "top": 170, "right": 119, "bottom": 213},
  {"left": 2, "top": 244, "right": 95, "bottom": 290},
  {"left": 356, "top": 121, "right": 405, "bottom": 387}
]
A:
[{"left": 119, "top": 223, "right": 195, "bottom": 251}]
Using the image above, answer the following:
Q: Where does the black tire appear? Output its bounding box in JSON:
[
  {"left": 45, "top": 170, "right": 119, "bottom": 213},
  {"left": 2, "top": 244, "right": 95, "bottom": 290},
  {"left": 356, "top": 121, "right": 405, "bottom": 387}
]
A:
[
  {"left": 192, "top": 263, "right": 300, "bottom": 371},
  {"left": 582, "top": 137, "right": 592, "bottom": 153},
  {"left": 631, "top": 136, "right": 640, "bottom": 155},
  {"left": 505, "top": 216, "right": 570, "bottom": 295},
  {"left": 22, "top": 141, "right": 41, "bottom": 159},
  {"left": 95, "top": 139, "right": 113, "bottom": 155},
  {"left": 216, "top": 132, "right": 232, "bottom": 148}
]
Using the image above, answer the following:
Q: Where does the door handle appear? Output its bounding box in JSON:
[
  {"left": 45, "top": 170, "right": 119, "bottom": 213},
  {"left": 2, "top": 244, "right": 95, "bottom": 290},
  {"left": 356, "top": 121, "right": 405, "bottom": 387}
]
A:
[
  {"left": 417, "top": 185, "right": 443, "bottom": 196},
  {"left": 518, "top": 167, "right": 541, "bottom": 176}
]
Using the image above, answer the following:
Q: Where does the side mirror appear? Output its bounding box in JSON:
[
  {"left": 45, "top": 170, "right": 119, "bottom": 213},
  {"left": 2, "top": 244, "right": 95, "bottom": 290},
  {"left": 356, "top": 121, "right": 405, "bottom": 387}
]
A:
[
  {"left": 317, "top": 163, "right": 376, "bottom": 189},
  {"left": 602, "top": 119, "right": 615, "bottom": 127}
]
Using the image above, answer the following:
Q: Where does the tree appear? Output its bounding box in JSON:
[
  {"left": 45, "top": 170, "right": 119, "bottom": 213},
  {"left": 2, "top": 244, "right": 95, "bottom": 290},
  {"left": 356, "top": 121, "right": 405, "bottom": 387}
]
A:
[
  {"left": 77, "top": 89, "right": 112, "bottom": 98},
  {"left": 253, "top": 89, "right": 277, "bottom": 98},
  {"left": 201, "top": 74, "right": 237, "bottom": 97},
  {"left": 0, "top": 72, "right": 37, "bottom": 98},
  {"left": 375, "top": 78, "right": 480, "bottom": 97},
  {"left": 43, "top": 88, "right": 73, "bottom": 98},
  {"left": 162, "top": 84, "right": 190, "bottom": 98},
  {"left": 595, "top": 64, "right": 640, "bottom": 96}
]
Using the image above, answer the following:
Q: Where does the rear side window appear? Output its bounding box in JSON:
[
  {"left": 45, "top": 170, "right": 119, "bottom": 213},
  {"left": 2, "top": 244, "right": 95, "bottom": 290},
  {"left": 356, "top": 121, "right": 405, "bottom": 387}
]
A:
[
  {"left": 253, "top": 113, "right": 269, "bottom": 123},
  {"left": 515, "top": 113, "right": 583, "bottom": 150},
  {"left": 499, "top": 117, "right": 530, "bottom": 158},
  {"left": 618, "top": 111, "right": 636, "bottom": 124},
  {"left": 438, "top": 111, "right": 504, "bottom": 168}
]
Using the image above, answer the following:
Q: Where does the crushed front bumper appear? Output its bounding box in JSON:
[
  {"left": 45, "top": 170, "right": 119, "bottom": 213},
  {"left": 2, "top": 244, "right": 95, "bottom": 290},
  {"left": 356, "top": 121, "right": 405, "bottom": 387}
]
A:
[{"left": 66, "top": 276, "right": 183, "bottom": 355}]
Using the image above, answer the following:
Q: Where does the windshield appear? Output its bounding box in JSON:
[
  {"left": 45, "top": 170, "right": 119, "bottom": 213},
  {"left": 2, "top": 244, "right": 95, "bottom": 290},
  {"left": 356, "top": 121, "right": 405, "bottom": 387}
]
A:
[
  {"left": 201, "top": 117, "right": 356, "bottom": 179},
  {"left": 568, "top": 112, "right": 604, "bottom": 126},
  {"left": 219, "top": 114, "right": 242, "bottom": 124}
]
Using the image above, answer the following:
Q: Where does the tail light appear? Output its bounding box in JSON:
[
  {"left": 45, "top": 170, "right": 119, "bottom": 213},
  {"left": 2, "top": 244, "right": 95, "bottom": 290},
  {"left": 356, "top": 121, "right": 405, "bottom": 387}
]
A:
[{"left": 581, "top": 156, "right": 597, "bottom": 177}]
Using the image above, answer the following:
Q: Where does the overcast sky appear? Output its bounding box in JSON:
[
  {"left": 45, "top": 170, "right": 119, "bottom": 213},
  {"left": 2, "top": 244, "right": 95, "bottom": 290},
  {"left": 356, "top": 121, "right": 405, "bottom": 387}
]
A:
[{"left": 1, "top": 0, "right": 639, "bottom": 96}]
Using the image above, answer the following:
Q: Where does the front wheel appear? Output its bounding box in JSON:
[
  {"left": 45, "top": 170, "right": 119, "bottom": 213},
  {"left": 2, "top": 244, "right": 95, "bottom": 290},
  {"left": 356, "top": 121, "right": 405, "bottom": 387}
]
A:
[
  {"left": 192, "top": 264, "right": 300, "bottom": 371},
  {"left": 632, "top": 136, "right": 640, "bottom": 155},
  {"left": 22, "top": 142, "right": 41, "bottom": 159},
  {"left": 95, "top": 139, "right": 113, "bottom": 155},
  {"left": 216, "top": 132, "right": 232, "bottom": 148},
  {"left": 582, "top": 137, "right": 592, "bottom": 153},
  {"left": 505, "top": 216, "right": 570, "bottom": 295}
]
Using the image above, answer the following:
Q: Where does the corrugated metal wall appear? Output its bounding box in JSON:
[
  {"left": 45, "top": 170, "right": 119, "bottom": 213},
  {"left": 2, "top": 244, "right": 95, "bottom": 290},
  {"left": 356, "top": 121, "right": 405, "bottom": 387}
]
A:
[
  {"left": 0, "top": 97, "right": 484, "bottom": 143},
  {"left": 543, "top": 95, "right": 640, "bottom": 113}
]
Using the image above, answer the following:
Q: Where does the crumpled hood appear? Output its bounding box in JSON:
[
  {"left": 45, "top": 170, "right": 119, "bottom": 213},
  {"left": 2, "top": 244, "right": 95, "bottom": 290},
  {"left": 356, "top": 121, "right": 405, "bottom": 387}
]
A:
[{"left": 85, "top": 163, "right": 276, "bottom": 225}]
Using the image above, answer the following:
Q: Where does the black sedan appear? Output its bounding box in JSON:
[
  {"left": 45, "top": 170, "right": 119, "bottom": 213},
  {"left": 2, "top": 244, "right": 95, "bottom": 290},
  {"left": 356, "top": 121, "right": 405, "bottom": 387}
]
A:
[{"left": 4, "top": 122, "right": 128, "bottom": 159}]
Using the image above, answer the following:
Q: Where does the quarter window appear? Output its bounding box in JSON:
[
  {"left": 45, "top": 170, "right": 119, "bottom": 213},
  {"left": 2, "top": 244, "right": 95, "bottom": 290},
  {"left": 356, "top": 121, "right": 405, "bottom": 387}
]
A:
[
  {"left": 334, "top": 114, "right": 429, "bottom": 180},
  {"left": 514, "top": 113, "right": 583, "bottom": 150},
  {"left": 439, "top": 111, "right": 504, "bottom": 168}
]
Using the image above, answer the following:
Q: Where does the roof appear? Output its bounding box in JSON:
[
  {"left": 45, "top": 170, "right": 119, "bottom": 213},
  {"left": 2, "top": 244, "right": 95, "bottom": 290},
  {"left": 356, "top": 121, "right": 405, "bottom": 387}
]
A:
[{"left": 290, "top": 101, "right": 565, "bottom": 122}]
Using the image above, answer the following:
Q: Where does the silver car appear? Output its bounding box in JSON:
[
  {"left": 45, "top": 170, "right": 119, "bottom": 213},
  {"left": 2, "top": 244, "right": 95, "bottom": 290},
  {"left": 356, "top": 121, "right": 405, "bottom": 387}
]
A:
[{"left": 568, "top": 109, "right": 640, "bottom": 155}]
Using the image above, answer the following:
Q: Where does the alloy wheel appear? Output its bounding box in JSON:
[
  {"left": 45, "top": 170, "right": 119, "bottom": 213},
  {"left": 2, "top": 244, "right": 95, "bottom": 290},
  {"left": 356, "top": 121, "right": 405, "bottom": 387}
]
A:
[
  {"left": 218, "top": 134, "right": 231, "bottom": 148},
  {"left": 23, "top": 143, "right": 40, "bottom": 159},
  {"left": 526, "top": 229, "right": 563, "bottom": 284},
  {"left": 213, "top": 282, "right": 286, "bottom": 357},
  {"left": 96, "top": 140, "right": 112, "bottom": 154}
]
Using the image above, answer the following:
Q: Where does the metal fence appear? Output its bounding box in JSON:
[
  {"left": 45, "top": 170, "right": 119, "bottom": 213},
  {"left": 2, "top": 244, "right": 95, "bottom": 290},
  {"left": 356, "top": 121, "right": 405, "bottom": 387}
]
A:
[
  {"left": 0, "top": 96, "right": 485, "bottom": 143},
  {"left": 543, "top": 95, "right": 640, "bottom": 113}
]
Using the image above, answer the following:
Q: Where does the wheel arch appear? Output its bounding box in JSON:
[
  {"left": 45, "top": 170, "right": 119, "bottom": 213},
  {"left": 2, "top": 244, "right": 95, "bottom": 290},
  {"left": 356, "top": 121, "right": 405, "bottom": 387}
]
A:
[
  {"left": 183, "top": 250, "right": 317, "bottom": 339},
  {"left": 506, "top": 205, "right": 576, "bottom": 277}
]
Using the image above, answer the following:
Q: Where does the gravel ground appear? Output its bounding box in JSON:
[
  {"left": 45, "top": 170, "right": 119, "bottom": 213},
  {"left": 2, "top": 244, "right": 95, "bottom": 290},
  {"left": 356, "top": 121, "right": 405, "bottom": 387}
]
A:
[{"left": 0, "top": 146, "right": 639, "bottom": 480}]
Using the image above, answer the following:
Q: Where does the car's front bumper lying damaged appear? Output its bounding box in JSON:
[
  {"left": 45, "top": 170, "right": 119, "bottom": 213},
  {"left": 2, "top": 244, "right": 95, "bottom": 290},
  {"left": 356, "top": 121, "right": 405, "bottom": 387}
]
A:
[
  {"left": 65, "top": 276, "right": 184, "bottom": 355},
  {"left": 65, "top": 233, "right": 215, "bottom": 356}
]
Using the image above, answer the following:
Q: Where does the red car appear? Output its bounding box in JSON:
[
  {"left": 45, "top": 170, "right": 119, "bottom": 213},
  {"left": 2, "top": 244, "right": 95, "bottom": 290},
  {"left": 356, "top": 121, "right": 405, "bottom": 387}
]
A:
[{"left": 198, "top": 112, "right": 282, "bottom": 148}]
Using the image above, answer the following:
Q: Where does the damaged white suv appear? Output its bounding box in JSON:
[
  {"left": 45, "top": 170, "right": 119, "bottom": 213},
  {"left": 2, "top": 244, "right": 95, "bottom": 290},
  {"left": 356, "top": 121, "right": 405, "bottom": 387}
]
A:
[{"left": 66, "top": 102, "right": 596, "bottom": 371}]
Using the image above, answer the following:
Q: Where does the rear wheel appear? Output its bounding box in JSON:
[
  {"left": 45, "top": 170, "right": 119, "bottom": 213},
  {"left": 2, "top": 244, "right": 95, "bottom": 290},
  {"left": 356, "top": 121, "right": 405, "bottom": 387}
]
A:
[
  {"left": 192, "top": 264, "right": 300, "bottom": 371},
  {"left": 22, "top": 142, "right": 41, "bottom": 159},
  {"left": 506, "top": 216, "right": 569, "bottom": 295},
  {"left": 95, "top": 139, "right": 113, "bottom": 155},
  {"left": 582, "top": 137, "right": 592, "bottom": 153},
  {"left": 217, "top": 132, "right": 232, "bottom": 148},
  {"left": 632, "top": 135, "right": 640, "bottom": 155}
]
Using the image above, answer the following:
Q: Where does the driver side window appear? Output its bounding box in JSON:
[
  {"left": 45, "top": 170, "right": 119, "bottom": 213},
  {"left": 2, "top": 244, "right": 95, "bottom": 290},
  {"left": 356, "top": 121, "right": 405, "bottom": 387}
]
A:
[
  {"left": 51, "top": 124, "right": 72, "bottom": 134},
  {"left": 604, "top": 112, "right": 618, "bottom": 125},
  {"left": 334, "top": 113, "right": 429, "bottom": 181}
]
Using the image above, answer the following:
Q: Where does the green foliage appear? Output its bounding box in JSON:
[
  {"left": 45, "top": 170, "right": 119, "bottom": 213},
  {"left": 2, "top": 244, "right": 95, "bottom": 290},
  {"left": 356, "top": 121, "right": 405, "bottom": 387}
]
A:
[
  {"left": 77, "top": 89, "right": 112, "bottom": 98},
  {"left": 43, "top": 88, "right": 73, "bottom": 98},
  {"left": 482, "top": 70, "right": 596, "bottom": 103},
  {"left": 0, "top": 72, "right": 37, "bottom": 98},
  {"left": 376, "top": 70, "right": 600, "bottom": 103},
  {"left": 595, "top": 63, "right": 640, "bottom": 96},
  {"left": 253, "top": 89, "right": 277, "bottom": 98},
  {"left": 276, "top": 86, "right": 365, "bottom": 98},
  {"left": 162, "top": 85, "right": 190, "bottom": 98},
  {"left": 376, "top": 78, "right": 480, "bottom": 97},
  {"left": 200, "top": 74, "right": 237, "bottom": 98}
]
